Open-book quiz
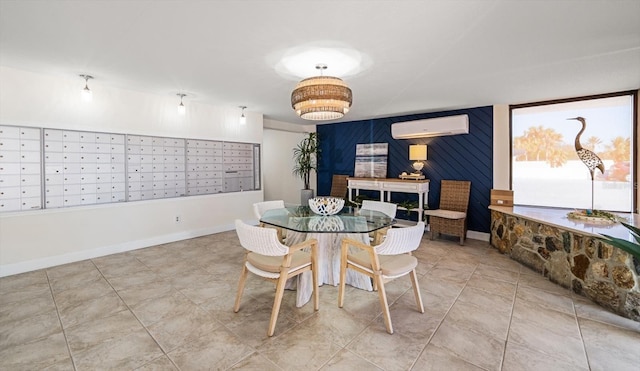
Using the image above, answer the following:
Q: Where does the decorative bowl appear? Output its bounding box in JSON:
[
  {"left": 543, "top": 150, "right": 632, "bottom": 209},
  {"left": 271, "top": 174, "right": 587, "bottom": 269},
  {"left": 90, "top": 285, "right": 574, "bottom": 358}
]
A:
[{"left": 308, "top": 197, "right": 345, "bottom": 216}]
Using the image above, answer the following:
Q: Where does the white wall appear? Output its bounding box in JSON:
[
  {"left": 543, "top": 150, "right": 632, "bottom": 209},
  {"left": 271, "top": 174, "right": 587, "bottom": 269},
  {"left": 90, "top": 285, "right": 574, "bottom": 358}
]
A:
[
  {"left": 262, "top": 119, "right": 316, "bottom": 205},
  {"left": 493, "top": 104, "right": 511, "bottom": 190},
  {"left": 0, "top": 66, "right": 263, "bottom": 276}
]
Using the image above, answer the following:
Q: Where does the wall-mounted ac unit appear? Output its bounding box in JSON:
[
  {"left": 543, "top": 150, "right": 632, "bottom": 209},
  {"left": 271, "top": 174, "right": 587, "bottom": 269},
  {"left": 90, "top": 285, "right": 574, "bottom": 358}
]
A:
[{"left": 391, "top": 114, "right": 469, "bottom": 139}]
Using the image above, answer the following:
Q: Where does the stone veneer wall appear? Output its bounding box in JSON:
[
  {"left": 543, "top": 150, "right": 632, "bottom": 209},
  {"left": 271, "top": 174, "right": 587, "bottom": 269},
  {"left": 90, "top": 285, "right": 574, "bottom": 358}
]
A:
[{"left": 490, "top": 210, "right": 640, "bottom": 322}]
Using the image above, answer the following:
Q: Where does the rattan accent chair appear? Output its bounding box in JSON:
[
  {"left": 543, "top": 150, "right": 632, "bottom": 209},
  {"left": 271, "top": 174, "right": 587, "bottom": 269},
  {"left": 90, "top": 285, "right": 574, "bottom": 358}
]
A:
[
  {"left": 329, "top": 174, "right": 349, "bottom": 199},
  {"left": 360, "top": 200, "right": 398, "bottom": 245},
  {"left": 253, "top": 200, "right": 286, "bottom": 243},
  {"left": 424, "top": 180, "right": 471, "bottom": 245},
  {"left": 338, "top": 221, "right": 425, "bottom": 334},
  {"left": 233, "top": 219, "right": 319, "bottom": 337}
]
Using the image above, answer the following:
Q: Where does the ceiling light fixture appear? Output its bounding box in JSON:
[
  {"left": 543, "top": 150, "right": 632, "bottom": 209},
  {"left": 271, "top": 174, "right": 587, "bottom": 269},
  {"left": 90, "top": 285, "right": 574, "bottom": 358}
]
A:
[
  {"left": 177, "top": 93, "right": 187, "bottom": 115},
  {"left": 291, "top": 64, "right": 352, "bottom": 121},
  {"left": 239, "top": 106, "right": 247, "bottom": 125},
  {"left": 79, "top": 74, "right": 93, "bottom": 102}
]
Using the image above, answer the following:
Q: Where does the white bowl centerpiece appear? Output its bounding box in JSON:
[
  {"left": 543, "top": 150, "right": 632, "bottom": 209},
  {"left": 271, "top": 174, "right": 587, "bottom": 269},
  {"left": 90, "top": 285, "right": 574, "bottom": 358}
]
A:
[{"left": 308, "top": 197, "right": 345, "bottom": 216}]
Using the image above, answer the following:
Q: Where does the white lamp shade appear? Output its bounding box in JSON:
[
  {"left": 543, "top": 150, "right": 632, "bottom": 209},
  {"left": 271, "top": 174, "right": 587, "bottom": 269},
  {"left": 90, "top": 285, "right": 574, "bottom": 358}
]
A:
[{"left": 409, "top": 144, "right": 427, "bottom": 161}]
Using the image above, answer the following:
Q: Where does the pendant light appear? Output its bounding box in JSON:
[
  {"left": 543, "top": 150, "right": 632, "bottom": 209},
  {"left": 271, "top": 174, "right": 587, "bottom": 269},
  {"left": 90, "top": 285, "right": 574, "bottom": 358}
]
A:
[
  {"left": 239, "top": 106, "right": 247, "bottom": 125},
  {"left": 291, "top": 64, "right": 352, "bottom": 121},
  {"left": 177, "top": 93, "right": 187, "bottom": 115},
  {"left": 79, "top": 74, "right": 93, "bottom": 102}
]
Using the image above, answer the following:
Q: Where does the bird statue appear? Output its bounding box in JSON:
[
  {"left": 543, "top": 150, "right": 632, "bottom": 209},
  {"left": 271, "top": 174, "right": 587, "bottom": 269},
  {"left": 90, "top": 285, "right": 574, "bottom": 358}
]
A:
[{"left": 567, "top": 117, "right": 605, "bottom": 210}]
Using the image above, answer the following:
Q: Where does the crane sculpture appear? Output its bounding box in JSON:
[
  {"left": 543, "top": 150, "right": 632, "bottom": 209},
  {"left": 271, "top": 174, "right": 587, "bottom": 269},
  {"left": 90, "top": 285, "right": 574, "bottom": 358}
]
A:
[{"left": 567, "top": 117, "right": 605, "bottom": 211}]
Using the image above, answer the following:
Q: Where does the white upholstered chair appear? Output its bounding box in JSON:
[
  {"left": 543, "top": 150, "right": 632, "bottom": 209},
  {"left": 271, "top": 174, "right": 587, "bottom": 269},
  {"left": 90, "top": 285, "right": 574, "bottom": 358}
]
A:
[
  {"left": 253, "top": 200, "right": 286, "bottom": 243},
  {"left": 360, "top": 200, "right": 397, "bottom": 245},
  {"left": 233, "top": 219, "right": 319, "bottom": 337},
  {"left": 338, "top": 221, "right": 425, "bottom": 334}
]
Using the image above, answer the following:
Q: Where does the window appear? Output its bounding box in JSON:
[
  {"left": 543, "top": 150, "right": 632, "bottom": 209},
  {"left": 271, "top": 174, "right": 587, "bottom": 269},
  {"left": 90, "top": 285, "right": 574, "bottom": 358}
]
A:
[{"left": 510, "top": 92, "right": 635, "bottom": 212}]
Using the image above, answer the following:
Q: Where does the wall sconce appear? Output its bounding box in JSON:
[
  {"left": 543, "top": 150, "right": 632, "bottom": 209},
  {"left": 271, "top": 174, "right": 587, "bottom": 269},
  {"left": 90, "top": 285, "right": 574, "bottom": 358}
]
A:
[
  {"left": 177, "top": 93, "right": 187, "bottom": 115},
  {"left": 79, "top": 74, "right": 93, "bottom": 102},
  {"left": 409, "top": 144, "right": 427, "bottom": 175},
  {"left": 239, "top": 106, "right": 247, "bottom": 125}
]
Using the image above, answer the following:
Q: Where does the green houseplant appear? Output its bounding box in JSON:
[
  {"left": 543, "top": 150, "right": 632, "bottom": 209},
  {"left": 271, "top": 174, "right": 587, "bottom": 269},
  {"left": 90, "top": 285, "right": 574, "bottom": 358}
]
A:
[
  {"left": 292, "top": 132, "right": 319, "bottom": 205},
  {"left": 598, "top": 222, "right": 640, "bottom": 261}
]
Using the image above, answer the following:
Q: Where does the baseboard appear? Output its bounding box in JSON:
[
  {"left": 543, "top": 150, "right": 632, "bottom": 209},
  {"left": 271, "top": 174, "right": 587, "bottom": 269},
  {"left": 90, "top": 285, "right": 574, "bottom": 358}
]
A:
[
  {"left": 0, "top": 223, "right": 235, "bottom": 277},
  {"left": 467, "top": 230, "right": 490, "bottom": 242}
]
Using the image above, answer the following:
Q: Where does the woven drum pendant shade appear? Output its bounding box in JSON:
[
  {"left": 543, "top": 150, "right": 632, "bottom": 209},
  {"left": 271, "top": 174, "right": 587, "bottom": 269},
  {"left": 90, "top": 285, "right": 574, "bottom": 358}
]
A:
[{"left": 291, "top": 75, "right": 353, "bottom": 121}]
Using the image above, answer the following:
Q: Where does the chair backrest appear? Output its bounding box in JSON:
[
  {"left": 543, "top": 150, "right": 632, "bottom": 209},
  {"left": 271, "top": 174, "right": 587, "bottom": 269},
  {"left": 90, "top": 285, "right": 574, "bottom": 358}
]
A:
[
  {"left": 235, "top": 219, "right": 289, "bottom": 256},
  {"left": 329, "top": 174, "right": 349, "bottom": 199},
  {"left": 253, "top": 200, "right": 285, "bottom": 219},
  {"left": 361, "top": 200, "right": 397, "bottom": 218},
  {"left": 439, "top": 180, "right": 471, "bottom": 213},
  {"left": 376, "top": 221, "right": 425, "bottom": 255}
]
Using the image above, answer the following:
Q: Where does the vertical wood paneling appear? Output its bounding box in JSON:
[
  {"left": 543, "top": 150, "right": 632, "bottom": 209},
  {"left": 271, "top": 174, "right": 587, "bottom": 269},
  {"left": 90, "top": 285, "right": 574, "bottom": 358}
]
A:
[{"left": 317, "top": 106, "right": 493, "bottom": 233}]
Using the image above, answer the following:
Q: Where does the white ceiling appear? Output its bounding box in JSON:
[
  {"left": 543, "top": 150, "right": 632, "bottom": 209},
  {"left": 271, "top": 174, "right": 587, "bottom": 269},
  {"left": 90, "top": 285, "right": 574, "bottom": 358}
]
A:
[{"left": 1, "top": 0, "right": 639, "bottom": 126}]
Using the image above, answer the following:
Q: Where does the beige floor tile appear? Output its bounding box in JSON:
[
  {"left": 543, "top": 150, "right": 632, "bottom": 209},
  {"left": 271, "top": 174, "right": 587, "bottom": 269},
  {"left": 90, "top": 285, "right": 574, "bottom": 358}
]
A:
[
  {"left": 1, "top": 232, "right": 638, "bottom": 371},
  {"left": 257, "top": 321, "right": 343, "bottom": 371},
  {"left": 167, "top": 328, "right": 254, "bottom": 370},
  {"left": 474, "top": 263, "right": 520, "bottom": 283},
  {"left": 52, "top": 276, "right": 115, "bottom": 307},
  {"left": 72, "top": 328, "right": 163, "bottom": 370},
  {"left": 106, "top": 268, "right": 163, "bottom": 291},
  {"left": 0, "top": 289, "right": 56, "bottom": 325},
  {"left": 0, "top": 309, "right": 62, "bottom": 348},
  {"left": 0, "top": 269, "right": 48, "bottom": 293},
  {"left": 0, "top": 279, "right": 51, "bottom": 305},
  {"left": 116, "top": 279, "right": 175, "bottom": 306},
  {"left": 134, "top": 355, "right": 178, "bottom": 370},
  {"left": 508, "top": 309, "right": 587, "bottom": 367},
  {"left": 228, "top": 352, "right": 282, "bottom": 371},
  {"left": 147, "top": 305, "right": 221, "bottom": 352},
  {"left": 130, "top": 291, "right": 199, "bottom": 326},
  {"left": 445, "top": 299, "right": 511, "bottom": 341},
  {"left": 46, "top": 260, "right": 97, "bottom": 281},
  {"left": 57, "top": 290, "right": 129, "bottom": 328},
  {"left": 503, "top": 341, "right": 589, "bottom": 371},
  {"left": 347, "top": 323, "right": 428, "bottom": 371},
  {"left": 579, "top": 317, "right": 640, "bottom": 371},
  {"left": 429, "top": 319, "right": 505, "bottom": 371},
  {"left": 321, "top": 349, "right": 383, "bottom": 371},
  {"left": 0, "top": 331, "right": 70, "bottom": 370},
  {"left": 48, "top": 268, "right": 105, "bottom": 293},
  {"left": 466, "top": 274, "right": 516, "bottom": 299},
  {"left": 515, "top": 284, "right": 575, "bottom": 315},
  {"left": 574, "top": 296, "right": 640, "bottom": 332},
  {"left": 518, "top": 271, "right": 573, "bottom": 296},
  {"left": 65, "top": 309, "right": 144, "bottom": 354},
  {"left": 412, "top": 343, "right": 487, "bottom": 371}
]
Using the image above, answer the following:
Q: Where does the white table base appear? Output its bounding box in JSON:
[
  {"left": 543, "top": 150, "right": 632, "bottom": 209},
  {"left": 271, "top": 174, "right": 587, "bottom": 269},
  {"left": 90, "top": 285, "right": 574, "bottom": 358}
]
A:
[{"left": 285, "top": 231, "right": 373, "bottom": 307}]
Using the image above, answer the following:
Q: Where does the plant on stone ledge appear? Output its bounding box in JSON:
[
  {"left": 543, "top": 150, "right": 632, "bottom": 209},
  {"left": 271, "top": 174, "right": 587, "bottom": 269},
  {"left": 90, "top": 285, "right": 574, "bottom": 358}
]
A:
[{"left": 598, "top": 222, "right": 640, "bottom": 261}]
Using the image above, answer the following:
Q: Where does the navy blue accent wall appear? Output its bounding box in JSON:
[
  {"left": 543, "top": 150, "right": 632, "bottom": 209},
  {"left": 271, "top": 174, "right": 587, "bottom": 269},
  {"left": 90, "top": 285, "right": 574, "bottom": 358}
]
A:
[{"left": 317, "top": 106, "right": 493, "bottom": 233}]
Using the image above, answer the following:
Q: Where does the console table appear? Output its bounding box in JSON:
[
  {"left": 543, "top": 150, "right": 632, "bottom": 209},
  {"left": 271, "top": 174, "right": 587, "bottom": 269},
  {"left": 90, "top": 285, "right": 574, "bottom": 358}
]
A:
[{"left": 347, "top": 177, "right": 430, "bottom": 217}]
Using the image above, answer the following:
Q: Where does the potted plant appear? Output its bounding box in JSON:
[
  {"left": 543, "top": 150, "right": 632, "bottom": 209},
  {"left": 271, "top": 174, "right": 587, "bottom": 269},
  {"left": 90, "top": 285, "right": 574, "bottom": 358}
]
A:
[{"left": 292, "top": 132, "right": 319, "bottom": 205}]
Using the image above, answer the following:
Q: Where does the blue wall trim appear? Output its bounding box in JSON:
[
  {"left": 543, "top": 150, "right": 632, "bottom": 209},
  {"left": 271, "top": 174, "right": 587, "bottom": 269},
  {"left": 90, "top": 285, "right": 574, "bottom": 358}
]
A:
[{"left": 317, "top": 106, "right": 493, "bottom": 233}]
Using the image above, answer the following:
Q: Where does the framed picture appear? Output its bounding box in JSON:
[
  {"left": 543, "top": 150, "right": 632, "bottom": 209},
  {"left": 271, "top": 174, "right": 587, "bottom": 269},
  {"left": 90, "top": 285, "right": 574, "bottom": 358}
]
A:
[{"left": 354, "top": 143, "right": 388, "bottom": 178}]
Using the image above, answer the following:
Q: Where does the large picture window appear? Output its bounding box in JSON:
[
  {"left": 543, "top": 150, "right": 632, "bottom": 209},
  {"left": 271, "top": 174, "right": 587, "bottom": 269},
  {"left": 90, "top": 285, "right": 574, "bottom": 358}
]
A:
[{"left": 510, "top": 92, "right": 635, "bottom": 212}]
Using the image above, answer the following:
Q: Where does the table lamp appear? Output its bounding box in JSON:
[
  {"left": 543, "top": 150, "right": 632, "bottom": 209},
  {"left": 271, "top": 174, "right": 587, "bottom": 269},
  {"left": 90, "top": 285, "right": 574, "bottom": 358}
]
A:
[{"left": 409, "top": 144, "right": 427, "bottom": 175}]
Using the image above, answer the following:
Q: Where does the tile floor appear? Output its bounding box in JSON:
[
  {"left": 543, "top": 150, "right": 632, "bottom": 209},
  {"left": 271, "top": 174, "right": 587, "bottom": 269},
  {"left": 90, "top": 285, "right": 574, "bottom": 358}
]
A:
[{"left": 1, "top": 231, "right": 639, "bottom": 370}]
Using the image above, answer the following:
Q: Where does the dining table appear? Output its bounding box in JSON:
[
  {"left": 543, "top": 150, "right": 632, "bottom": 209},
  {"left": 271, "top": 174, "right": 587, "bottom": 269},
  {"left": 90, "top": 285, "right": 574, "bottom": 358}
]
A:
[{"left": 260, "top": 205, "right": 396, "bottom": 307}]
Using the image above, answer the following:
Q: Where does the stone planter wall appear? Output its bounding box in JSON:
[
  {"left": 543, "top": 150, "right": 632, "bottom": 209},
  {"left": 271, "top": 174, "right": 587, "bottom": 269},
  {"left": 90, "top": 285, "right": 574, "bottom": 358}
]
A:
[{"left": 490, "top": 210, "right": 640, "bottom": 322}]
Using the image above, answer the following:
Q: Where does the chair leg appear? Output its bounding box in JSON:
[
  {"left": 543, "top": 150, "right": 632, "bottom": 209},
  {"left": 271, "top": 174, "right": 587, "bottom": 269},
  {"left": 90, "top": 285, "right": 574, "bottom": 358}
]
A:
[
  {"left": 338, "top": 246, "right": 348, "bottom": 308},
  {"left": 312, "top": 260, "right": 319, "bottom": 312},
  {"left": 268, "top": 274, "right": 288, "bottom": 337},
  {"left": 233, "top": 264, "right": 248, "bottom": 313},
  {"left": 375, "top": 274, "right": 393, "bottom": 334},
  {"left": 409, "top": 269, "right": 424, "bottom": 313}
]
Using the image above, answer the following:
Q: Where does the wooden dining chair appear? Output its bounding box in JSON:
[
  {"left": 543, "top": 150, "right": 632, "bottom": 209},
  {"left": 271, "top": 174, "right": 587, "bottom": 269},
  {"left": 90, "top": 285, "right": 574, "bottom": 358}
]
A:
[
  {"left": 338, "top": 221, "right": 425, "bottom": 334},
  {"left": 234, "top": 219, "right": 319, "bottom": 336}
]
